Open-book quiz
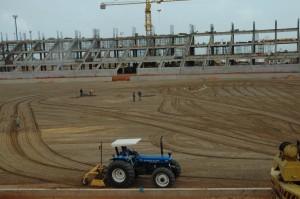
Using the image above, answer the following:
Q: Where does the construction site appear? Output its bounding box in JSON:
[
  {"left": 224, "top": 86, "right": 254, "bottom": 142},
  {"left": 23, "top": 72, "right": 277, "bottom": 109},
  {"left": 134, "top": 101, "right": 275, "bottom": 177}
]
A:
[
  {"left": 0, "top": 18, "right": 300, "bottom": 79},
  {"left": 1, "top": 0, "right": 300, "bottom": 199}
]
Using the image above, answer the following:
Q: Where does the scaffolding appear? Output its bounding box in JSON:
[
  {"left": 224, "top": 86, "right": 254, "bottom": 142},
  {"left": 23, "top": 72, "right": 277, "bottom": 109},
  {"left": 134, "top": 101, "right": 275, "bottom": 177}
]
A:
[{"left": 0, "top": 20, "right": 299, "bottom": 73}]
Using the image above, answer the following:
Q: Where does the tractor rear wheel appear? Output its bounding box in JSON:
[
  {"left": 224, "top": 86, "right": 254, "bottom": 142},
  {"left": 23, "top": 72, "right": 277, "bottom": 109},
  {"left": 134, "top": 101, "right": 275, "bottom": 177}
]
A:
[
  {"left": 152, "top": 167, "right": 175, "bottom": 188},
  {"left": 170, "top": 160, "right": 181, "bottom": 178},
  {"left": 106, "top": 160, "right": 135, "bottom": 188}
]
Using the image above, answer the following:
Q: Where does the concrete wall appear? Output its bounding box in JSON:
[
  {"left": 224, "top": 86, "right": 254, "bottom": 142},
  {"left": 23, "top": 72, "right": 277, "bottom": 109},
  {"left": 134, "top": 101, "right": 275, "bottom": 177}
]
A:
[
  {"left": 0, "top": 76, "right": 112, "bottom": 84},
  {"left": 0, "top": 188, "right": 270, "bottom": 199},
  {"left": 131, "top": 64, "right": 300, "bottom": 81},
  {"left": 137, "top": 64, "right": 300, "bottom": 75},
  {"left": 0, "top": 69, "right": 117, "bottom": 79},
  {"left": 130, "top": 73, "right": 300, "bottom": 81},
  {"left": 1, "top": 64, "right": 299, "bottom": 81}
]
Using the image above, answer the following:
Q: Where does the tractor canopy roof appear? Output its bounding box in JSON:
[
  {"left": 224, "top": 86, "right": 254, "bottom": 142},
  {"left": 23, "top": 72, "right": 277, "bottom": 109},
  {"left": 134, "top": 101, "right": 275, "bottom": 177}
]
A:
[{"left": 111, "top": 138, "right": 141, "bottom": 147}]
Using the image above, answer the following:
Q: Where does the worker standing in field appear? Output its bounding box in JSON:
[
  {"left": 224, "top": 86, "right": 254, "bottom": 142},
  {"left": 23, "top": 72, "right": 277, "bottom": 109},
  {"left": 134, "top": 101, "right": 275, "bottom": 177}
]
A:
[
  {"left": 80, "top": 88, "right": 83, "bottom": 97},
  {"left": 13, "top": 115, "right": 20, "bottom": 132},
  {"left": 133, "top": 92, "right": 136, "bottom": 102},
  {"left": 138, "top": 90, "right": 142, "bottom": 101}
]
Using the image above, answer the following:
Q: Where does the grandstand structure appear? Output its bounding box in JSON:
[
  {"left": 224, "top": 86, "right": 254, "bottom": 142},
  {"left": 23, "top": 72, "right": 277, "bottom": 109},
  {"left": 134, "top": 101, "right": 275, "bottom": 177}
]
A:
[{"left": 0, "top": 20, "right": 299, "bottom": 78}]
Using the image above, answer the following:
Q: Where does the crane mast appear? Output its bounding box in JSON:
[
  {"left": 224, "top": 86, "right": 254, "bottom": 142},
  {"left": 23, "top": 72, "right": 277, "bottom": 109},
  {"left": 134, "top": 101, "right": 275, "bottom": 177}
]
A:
[
  {"left": 145, "top": 0, "right": 152, "bottom": 36},
  {"left": 100, "top": 0, "right": 188, "bottom": 36}
]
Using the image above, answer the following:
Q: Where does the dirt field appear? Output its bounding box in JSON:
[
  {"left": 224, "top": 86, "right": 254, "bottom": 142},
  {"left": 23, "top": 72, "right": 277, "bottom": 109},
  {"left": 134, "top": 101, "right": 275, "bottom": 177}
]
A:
[{"left": 0, "top": 77, "right": 299, "bottom": 191}]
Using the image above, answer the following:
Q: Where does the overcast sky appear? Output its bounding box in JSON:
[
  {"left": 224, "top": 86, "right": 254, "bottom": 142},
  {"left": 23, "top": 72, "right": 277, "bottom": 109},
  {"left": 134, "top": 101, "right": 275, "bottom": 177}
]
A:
[{"left": 0, "top": 0, "right": 299, "bottom": 40}]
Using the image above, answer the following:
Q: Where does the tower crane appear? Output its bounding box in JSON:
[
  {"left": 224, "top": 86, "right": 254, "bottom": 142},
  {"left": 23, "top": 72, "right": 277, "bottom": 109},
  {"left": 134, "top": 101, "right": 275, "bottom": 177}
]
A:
[{"left": 100, "top": 0, "right": 188, "bottom": 36}]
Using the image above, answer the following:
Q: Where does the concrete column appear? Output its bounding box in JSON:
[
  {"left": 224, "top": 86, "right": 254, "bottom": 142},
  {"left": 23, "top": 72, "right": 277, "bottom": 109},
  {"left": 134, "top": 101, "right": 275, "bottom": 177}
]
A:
[
  {"left": 43, "top": 42, "right": 46, "bottom": 58},
  {"left": 209, "top": 24, "right": 215, "bottom": 66},
  {"left": 275, "top": 20, "right": 278, "bottom": 64},
  {"left": 297, "top": 18, "right": 300, "bottom": 63},
  {"left": 170, "top": 38, "right": 175, "bottom": 56},
  {"left": 79, "top": 42, "right": 82, "bottom": 58},
  {"left": 227, "top": 23, "right": 235, "bottom": 66},
  {"left": 231, "top": 23, "right": 234, "bottom": 55},
  {"left": 252, "top": 21, "right": 256, "bottom": 65}
]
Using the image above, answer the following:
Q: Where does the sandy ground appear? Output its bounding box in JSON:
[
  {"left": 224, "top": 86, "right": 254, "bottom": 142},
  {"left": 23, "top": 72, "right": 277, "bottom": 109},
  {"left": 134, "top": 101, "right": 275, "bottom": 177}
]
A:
[{"left": 0, "top": 77, "right": 299, "bottom": 191}]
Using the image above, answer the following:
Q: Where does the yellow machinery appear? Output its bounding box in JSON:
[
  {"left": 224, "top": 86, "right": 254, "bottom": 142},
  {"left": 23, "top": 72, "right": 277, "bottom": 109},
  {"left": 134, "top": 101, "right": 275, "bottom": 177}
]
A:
[
  {"left": 271, "top": 141, "right": 300, "bottom": 198},
  {"left": 81, "top": 142, "right": 107, "bottom": 187},
  {"left": 100, "top": 0, "right": 189, "bottom": 36}
]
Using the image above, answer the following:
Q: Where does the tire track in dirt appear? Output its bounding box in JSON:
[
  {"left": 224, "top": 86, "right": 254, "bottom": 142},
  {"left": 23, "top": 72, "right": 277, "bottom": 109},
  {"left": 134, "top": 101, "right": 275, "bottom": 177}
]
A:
[
  {"left": 239, "top": 82, "right": 300, "bottom": 122},
  {"left": 172, "top": 100, "right": 277, "bottom": 146},
  {"left": 165, "top": 92, "right": 300, "bottom": 125},
  {"left": 161, "top": 84, "right": 300, "bottom": 128},
  {"left": 37, "top": 99, "right": 274, "bottom": 159},
  {"left": 0, "top": 97, "right": 59, "bottom": 183},
  {"left": 198, "top": 83, "right": 297, "bottom": 129},
  {"left": 152, "top": 84, "right": 298, "bottom": 154},
  {"left": 0, "top": 96, "right": 91, "bottom": 186},
  {"left": 157, "top": 87, "right": 279, "bottom": 151},
  {"left": 265, "top": 82, "right": 299, "bottom": 104},
  {"left": 27, "top": 99, "right": 94, "bottom": 168},
  {"left": 17, "top": 98, "right": 86, "bottom": 169},
  {"left": 189, "top": 100, "right": 292, "bottom": 142}
]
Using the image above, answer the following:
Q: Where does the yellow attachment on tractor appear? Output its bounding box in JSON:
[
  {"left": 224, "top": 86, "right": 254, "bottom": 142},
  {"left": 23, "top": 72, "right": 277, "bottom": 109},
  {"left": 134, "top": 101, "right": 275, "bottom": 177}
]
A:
[
  {"left": 81, "top": 142, "right": 108, "bottom": 187},
  {"left": 81, "top": 164, "right": 107, "bottom": 187}
]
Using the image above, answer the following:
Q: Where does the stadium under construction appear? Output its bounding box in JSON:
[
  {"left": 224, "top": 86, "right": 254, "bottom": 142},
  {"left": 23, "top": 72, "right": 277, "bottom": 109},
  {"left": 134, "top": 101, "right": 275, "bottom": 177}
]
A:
[{"left": 0, "top": 20, "right": 300, "bottom": 79}]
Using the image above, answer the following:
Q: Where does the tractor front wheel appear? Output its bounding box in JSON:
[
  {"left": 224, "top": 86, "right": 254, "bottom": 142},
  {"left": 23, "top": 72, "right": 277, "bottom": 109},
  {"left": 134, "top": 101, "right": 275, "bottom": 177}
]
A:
[
  {"left": 170, "top": 160, "right": 181, "bottom": 178},
  {"left": 152, "top": 167, "right": 175, "bottom": 188},
  {"left": 106, "top": 160, "right": 135, "bottom": 188}
]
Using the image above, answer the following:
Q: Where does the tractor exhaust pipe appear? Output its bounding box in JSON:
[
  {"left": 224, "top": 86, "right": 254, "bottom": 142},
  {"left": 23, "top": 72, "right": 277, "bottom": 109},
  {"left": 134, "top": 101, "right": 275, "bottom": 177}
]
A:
[
  {"left": 297, "top": 140, "right": 300, "bottom": 155},
  {"left": 160, "top": 136, "right": 164, "bottom": 156},
  {"left": 99, "top": 142, "right": 103, "bottom": 165}
]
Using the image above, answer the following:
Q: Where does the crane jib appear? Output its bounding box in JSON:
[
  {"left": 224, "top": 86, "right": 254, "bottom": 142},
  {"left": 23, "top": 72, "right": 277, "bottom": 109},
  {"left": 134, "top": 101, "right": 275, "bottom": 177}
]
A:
[{"left": 100, "top": 0, "right": 189, "bottom": 35}]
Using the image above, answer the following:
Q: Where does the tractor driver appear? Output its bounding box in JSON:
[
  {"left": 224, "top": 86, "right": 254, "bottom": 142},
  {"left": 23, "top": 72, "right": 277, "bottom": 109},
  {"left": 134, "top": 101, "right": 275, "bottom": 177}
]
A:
[{"left": 121, "top": 146, "right": 137, "bottom": 156}]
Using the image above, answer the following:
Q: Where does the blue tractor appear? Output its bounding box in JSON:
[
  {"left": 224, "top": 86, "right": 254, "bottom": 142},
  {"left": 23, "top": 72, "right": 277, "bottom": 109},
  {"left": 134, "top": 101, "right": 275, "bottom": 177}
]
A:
[
  {"left": 106, "top": 137, "right": 181, "bottom": 188},
  {"left": 81, "top": 137, "right": 181, "bottom": 188}
]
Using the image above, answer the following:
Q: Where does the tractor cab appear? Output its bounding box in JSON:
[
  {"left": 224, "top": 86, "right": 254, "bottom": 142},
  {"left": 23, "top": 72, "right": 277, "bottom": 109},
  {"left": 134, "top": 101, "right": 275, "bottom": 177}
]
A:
[
  {"left": 111, "top": 138, "right": 141, "bottom": 160},
  {"left": 111, "top": 138, "right": 173, "bottom": 164}
]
